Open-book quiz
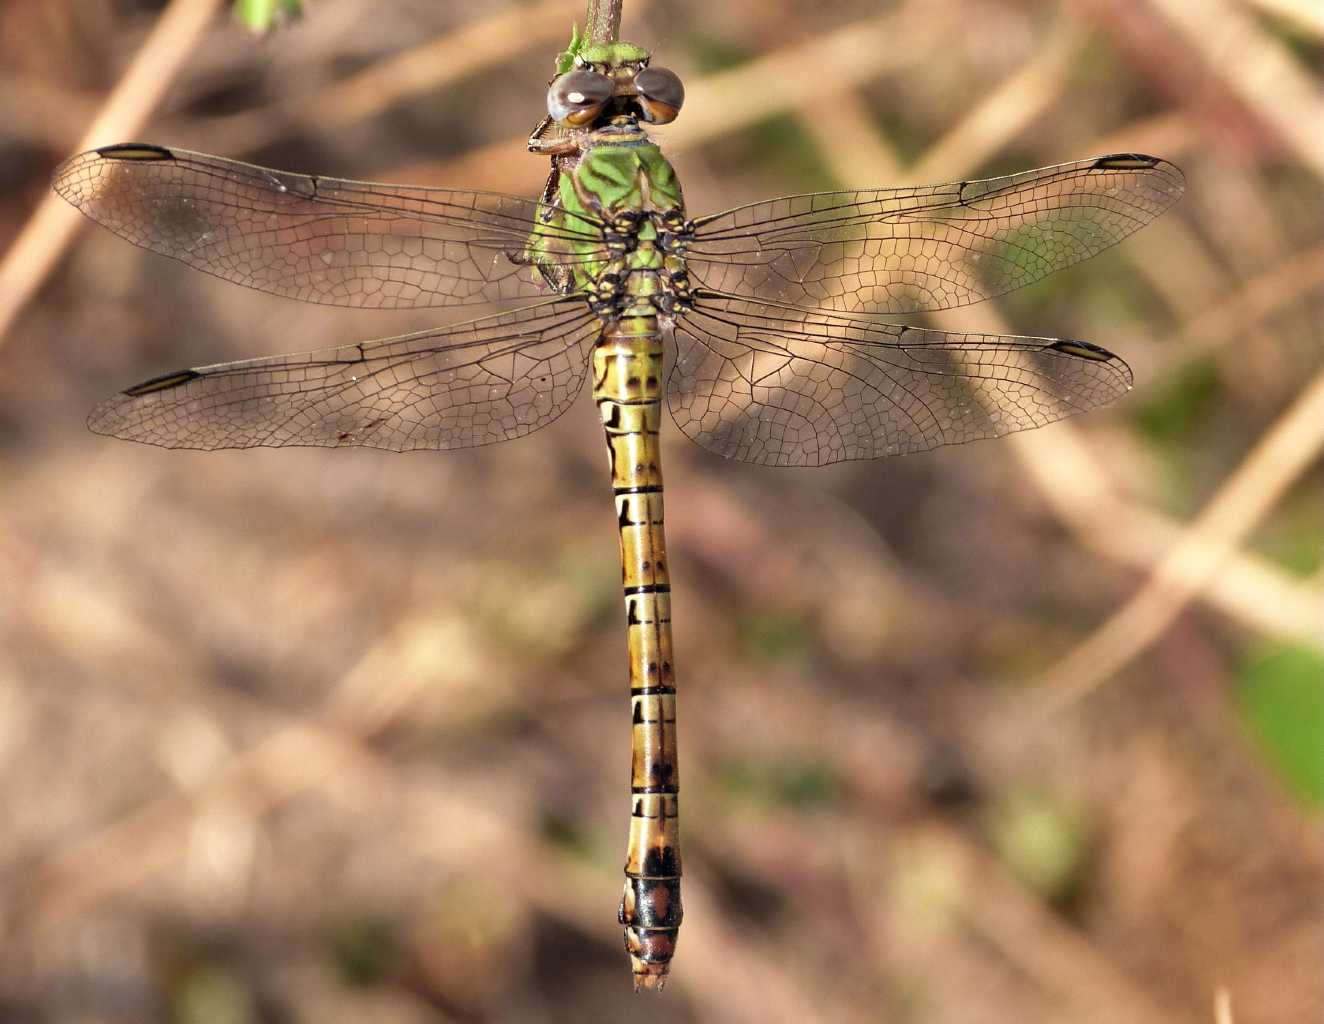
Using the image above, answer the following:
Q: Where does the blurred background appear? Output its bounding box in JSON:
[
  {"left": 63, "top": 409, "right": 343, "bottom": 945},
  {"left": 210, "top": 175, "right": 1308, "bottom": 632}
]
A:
[{"left": 1, "top": 0, "right": 1322, "bottom": 1021}]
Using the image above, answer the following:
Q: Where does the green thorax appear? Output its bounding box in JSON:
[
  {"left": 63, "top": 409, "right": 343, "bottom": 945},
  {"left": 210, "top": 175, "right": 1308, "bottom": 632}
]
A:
[
  {"left": 525, "top": 135, "right": 686, "bottom": 307},
  {"left": 567, "top": 140, "right": 681, "bottom": 216}
]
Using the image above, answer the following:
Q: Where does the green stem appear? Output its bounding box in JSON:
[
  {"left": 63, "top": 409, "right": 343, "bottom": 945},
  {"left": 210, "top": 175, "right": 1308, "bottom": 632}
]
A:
[{"left": 584, "top": 0, "right": 623, "bottom": 44}]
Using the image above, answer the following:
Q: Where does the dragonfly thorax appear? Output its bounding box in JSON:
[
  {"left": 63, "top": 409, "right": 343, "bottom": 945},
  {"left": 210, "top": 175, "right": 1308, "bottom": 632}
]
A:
[
  {"left": 523, "top": 135, "right": 694, "bottom": 324},
  {"left": 583, "top": 224, "right": 694, "bottom": 323}
]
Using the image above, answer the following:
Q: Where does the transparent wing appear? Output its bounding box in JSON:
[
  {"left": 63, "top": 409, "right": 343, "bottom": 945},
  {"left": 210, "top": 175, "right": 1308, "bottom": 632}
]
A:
[
  {"left": 53, "top": 144, "right": 608, "bottom": 309},
  {"left": 687, "top": 154, "right": 1184, "bottom": 315},
  {"left": 89, "top": 299, "right": 601, "bottom": 451},
  {"left": 667, "top": 292, "right": 1132, "bottom": 466}
]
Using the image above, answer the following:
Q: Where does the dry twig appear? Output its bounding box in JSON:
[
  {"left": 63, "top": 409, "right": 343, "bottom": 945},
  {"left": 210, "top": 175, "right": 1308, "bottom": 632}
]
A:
[
  {"left": 1214, "top": 986, "right": 1235, "bottom": 1024},
  {"left": 907, "top": 15, "right": 1085, "bottom": 184},
  {"left": 1241, "top": 0, "right": 1324, "bottom": 38}
]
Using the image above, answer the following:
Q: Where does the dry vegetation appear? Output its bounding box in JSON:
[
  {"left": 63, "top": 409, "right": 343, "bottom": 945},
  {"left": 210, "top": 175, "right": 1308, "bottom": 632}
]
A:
[{"left": 1, "top": 0, "right": 1321, "bottom": 1021}]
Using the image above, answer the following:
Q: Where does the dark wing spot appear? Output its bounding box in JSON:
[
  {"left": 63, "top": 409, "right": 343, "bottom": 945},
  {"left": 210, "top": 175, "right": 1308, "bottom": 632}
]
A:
[
  {"left": 95, "top": 143, "right": 174, "bottom": 162},
  {"left": 122, "top": 369, "right": 202, "bottom": 396},
  {"left": 1050, "top": 338, "right": 1114, "bottom": 362},
  {"left": 1092, "top": 153, "right": 1160, "bottom": 171}
]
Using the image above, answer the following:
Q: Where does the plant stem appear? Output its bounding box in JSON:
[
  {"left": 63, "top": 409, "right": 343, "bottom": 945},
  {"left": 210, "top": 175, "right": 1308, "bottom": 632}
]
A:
[{"left": 584, "top": 0, "right": 623, "bottom": 44}]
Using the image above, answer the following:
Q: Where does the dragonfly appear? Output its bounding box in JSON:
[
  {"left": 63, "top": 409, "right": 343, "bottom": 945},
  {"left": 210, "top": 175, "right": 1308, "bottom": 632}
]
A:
[{"left": 52, "top": 30, "right": 1184, "bottom": 990}]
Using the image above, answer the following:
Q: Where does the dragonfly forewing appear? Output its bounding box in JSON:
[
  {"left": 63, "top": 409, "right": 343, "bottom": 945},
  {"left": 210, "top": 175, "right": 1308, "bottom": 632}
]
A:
[
  {"left": 52, "top": 145, "right": 609, "bottom": 310},
  {"left": 686, "top": 154, "right": 1185, "bottom": 315}
]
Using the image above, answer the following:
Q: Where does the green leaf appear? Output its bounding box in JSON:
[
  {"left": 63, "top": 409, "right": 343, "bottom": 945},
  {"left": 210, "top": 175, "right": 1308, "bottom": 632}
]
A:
[
  {"left": 233, "top": 0, "right": 303, "bottom": 34},
  {"left": 555, "top": 22, "right": 583, "bottom": 75},
  {"left": 1237, "top": 645, "right": 1324, "bottom": 808},
  {"left": 986, "top": 787, "right": 1088, "bottom": 904},
  {"left": 684, "top": 32, "right": 752, "bottom": 73},
  {"left": 170, "top": 962, "right": 258, "bottom": 1024},
  {"left": 1131, "top": 358, "right": 1220, "bottom": 444},
  {"left": 718, "top": 755, "right": 839, "bottom": 809},
  {"left": 738, "top": 608, "right": 813, "bottom": 662},
  {"left": 1254, "top": 484, "right": 1323, "bottom": 576},
  {"left": 327, "top": 915, "right": 398, "bottom": 987}
]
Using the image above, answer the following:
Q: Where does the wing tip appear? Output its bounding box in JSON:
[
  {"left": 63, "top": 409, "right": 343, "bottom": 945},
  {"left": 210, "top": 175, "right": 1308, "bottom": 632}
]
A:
[
  {"left": 1048, "top": 337, "right": 1135, "bottom": 394},
  {"left": 52, "top": 143, "right": 176, "bottom": 208},
  {"left": 49, "top": 152, "right": 87, "bottom": 204},
  {"left": 1092, "top": 152, "right": 1186, "bottom": 197},
  {"left": 86, "top": 368, "right": 203, "bottom": 440},
  {"left": 85, "top": 398, "right": 125, "bottom": 440}
]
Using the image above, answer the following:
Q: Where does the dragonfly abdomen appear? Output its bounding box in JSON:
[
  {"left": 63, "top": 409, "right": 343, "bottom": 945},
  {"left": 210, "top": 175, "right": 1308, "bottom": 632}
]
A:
[{"left": 593, "top": 315, "right": 682, "bottom": 991}]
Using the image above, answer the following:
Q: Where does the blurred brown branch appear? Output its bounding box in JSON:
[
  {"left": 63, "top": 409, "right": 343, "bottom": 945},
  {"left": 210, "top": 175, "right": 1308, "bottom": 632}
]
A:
[
  {"left": 1158, "top": 243, "right": 1324, "bottom": 378},
  {"left": 1215, "top": 987, "right": 1235, "bottom": 1024},
  {"left": 907, "top": 14, "right": 1086, "bottom": 185},
  {"left": 1241, "top": 0, "right": 1324, "bottom": 38}
]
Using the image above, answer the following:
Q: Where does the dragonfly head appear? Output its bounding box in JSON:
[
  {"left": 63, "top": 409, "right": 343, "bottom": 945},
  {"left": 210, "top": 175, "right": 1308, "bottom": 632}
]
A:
[{"left": 547, "top": 42, "right": 685, "bottom": 130}]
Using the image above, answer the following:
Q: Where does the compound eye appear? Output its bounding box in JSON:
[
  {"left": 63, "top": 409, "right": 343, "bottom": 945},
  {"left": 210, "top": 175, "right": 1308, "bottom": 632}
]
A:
[
  {"left": 635, "top": 66, "right": 684, "bottom": 124},
  {"left": 547, "top": 70, "right": 614, "bottom": 125}
]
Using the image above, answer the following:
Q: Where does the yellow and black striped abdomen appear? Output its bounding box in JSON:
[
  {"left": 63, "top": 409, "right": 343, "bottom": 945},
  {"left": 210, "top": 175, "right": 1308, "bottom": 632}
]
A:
[{"left": 593, "top": 315, "right": 682, "bottom": 991}]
